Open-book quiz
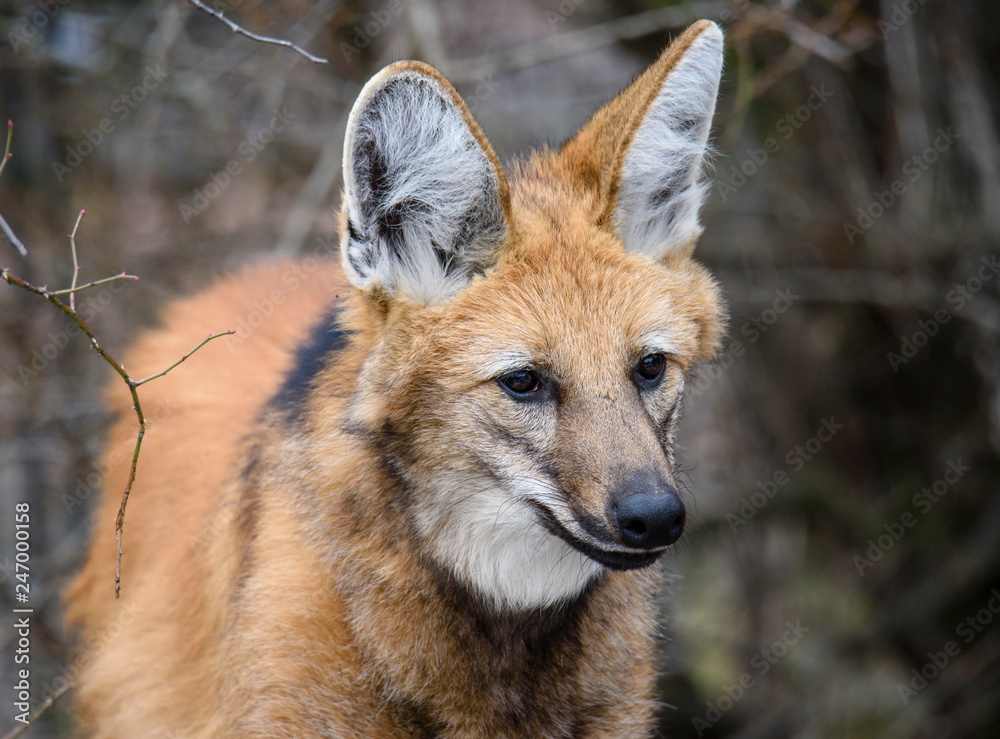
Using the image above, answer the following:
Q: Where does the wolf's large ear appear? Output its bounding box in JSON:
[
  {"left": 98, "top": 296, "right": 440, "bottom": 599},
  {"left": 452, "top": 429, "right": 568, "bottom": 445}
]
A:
[
  {"left": 561, "top": 21, "right": 723, "bottom": 259},
  {"left": 340, "top": 62, "right": 511, "bottom": 303}
]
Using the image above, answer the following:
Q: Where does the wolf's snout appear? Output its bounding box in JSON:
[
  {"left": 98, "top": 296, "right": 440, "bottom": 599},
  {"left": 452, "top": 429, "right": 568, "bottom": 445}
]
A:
[{"left": 614, "top": 490, "right": 686, "bottom": 549}]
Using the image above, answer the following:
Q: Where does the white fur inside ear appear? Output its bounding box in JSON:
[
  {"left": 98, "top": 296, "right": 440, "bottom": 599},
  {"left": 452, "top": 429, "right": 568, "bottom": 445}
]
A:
[
  {"left": 340, "top": 67, "right": 506, "bottom": 303},
  {"left": 615, "top": 24, "right": 723, "bottom": 258}
]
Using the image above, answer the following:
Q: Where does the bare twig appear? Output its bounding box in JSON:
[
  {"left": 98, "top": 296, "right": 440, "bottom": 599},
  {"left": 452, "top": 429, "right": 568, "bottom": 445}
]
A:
[
  {"left": 0, "top": 120, "right": 27, "bottom": 257},
  {"left": 0, "top": 120, "right": 12, "bottom": 180},
  {"left": 133, "top": 331, "right": 233, "bottom": 387},
  {"left": 49, "top": 272, "right": 139, "bottom": 297},
  {"left": 0, "top": 682, "right": 72, "bottom": 739},
  {"left": 186, "top": 0, "right": 328, "bottom": 64},
  {"left": 113, "top": 329, "right": 234, "bottom": 597},
  {"left": 3, "top": 224, "right": 234, "bottom": 599},
  {"left": 68, "top": 209, "right": 84, "bottom": 311},
  {"left": 0, "top": 213, "right": 24, "bottom": 257},
  {"left": 0, "top": 120, "right": 233, "bottom": 607}
]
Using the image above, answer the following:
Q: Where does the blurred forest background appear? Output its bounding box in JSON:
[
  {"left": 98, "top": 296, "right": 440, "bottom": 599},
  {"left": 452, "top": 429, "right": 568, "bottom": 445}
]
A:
[{"left": 1, "top": 0, "right": 999, "bottom": 736}]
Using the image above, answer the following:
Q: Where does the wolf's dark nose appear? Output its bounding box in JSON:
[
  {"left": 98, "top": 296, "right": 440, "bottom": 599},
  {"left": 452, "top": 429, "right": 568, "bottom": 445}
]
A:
[{"left": 614, "top": 490, "right": 686, "bottom": 549}]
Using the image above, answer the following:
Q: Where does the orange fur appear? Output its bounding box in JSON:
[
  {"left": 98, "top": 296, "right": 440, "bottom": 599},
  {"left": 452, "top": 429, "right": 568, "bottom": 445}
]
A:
[{"left": 66, "top": 21, "right": 727, "bottom": 737}]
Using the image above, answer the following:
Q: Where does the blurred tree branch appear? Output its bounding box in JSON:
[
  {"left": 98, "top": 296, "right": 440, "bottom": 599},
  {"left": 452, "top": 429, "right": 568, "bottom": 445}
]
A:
[
  {"left": 0, "top": 121, "right": 26, "bottom": 256},
  {"left": 186, "top": 0, "right": 329, "bottom": 64}
]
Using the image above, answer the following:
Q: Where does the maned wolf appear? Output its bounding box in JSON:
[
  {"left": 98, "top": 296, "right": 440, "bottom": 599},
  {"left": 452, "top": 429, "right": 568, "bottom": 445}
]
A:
[{"left": 65, "top": 20, "right": 726, "bottom": 738}]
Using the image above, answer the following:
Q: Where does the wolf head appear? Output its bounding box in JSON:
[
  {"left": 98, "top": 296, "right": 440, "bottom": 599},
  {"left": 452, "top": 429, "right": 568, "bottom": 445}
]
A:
[{"left": 338, "top": 21, "right": 726, "bottom": 610}]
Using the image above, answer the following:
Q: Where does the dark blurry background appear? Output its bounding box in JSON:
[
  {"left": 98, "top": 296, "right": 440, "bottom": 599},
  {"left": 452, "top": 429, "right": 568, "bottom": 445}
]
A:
[{"left": 1, "top": 0, "right": 998, "bottom": 736}]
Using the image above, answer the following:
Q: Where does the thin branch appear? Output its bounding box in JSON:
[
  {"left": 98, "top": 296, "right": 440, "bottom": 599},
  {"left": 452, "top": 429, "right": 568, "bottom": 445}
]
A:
[
  {"left": 1, "top": 682, "right": 72, "bottom": 739},
  {"left": 0, "top": 213, "right": 25, "bottom": 257},
  {"left": 0, "top": 120, "right": 12, "bottom": 180},
  {"left": 3, "top": 218, "right": 234, "bottom": 600},
  {"left": 0, "top": 268, "right": 130, "bottom": 379},
  {"left": 50, "top": 272, "right": 139, "bottom": 297},
  {"left": 2, "top": 269, "right": 139, "bottom": 604},
  {"left": 186, "top": 0, "right": 328, "bottom": 65},
  {"left": 113, "top": 329, "right": 232, "bottom": 597},
  {"left": 0, "top": 120, "right": 27, "bottom": 257},
  {"left": 132, "top": 330, "right": 234, "bottom": 387},
  {"left": 68, "top": 209, "right": 84, "bottom": 311}
]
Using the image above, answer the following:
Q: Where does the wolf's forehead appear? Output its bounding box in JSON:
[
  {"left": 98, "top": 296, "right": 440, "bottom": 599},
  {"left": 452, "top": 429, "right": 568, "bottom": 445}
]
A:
[
  {"left": 442, "top": 254, "right": 687, "bottom": 374},
  {"left": 512, "top": 252, "right": 680, "bottom": 334}
]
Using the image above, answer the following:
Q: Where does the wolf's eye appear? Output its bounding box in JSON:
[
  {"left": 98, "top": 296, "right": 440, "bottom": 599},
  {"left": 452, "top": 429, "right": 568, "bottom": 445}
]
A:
[
  {"left": 636, "top": 353, "right": 666, "bottom": 384},
  {"left": 498, "top": 369, "right": 542, "bottom": 397}
]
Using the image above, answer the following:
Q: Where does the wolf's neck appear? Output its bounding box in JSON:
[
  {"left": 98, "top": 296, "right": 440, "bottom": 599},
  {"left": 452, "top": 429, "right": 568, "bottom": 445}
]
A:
[{"left": 341, "top": 531, "right": 603, "bottom": 717}]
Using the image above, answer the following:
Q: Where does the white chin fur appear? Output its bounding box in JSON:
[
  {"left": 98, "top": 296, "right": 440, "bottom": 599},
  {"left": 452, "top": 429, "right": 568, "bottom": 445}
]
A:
[{"left": 416, "top": 475, "right": 602, "bottom": 611}]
